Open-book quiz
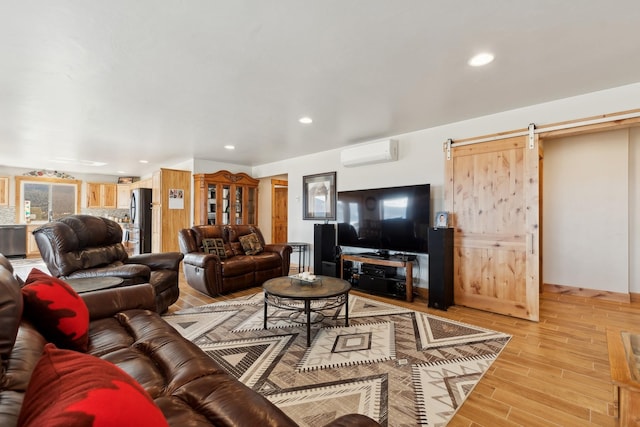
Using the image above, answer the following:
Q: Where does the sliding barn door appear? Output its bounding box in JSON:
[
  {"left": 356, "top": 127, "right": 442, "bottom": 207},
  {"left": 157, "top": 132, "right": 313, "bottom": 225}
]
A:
[{"left": 444, "top": 135, "right": 540, "bottom": 321}]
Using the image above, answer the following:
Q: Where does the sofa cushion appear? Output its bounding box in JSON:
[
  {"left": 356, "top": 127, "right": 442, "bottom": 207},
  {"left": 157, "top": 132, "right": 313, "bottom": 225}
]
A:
[
  {"left": 252, "top": 252, "right": 283, "bottom": 270},
  {"left": 17, "top": 343, "right": 169, "bottom": 427},
  {"left": 230, "top": 241, "right": 244, "bottom": 256},
  {"left": 202, "top": 237, "right": 229, "bottom": 259},
  {"left": 221, "top": 256, "right": 256, "bottom": 277},
  {"left": 22, "top": 269, "right": 89, "bottom": 352},
  {"left": 239, "top": 232, "right": 263, "bottom": 255}
]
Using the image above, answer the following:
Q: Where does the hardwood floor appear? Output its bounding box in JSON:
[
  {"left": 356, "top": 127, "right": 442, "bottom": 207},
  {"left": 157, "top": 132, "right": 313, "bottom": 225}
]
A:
[{"left": 169, "top": 272, "right": 639, "bottom": 426}]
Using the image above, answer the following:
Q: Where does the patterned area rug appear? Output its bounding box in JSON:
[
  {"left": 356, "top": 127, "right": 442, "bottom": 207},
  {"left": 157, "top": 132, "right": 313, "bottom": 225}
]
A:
[{"left": 164, "top": 293, "right": 510, "bottom": 426}]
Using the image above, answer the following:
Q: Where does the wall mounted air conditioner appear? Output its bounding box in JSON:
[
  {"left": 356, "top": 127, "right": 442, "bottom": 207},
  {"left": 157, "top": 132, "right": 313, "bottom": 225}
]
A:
[{"left": 340, "top": 139, "right": 399, "bottom": 167}]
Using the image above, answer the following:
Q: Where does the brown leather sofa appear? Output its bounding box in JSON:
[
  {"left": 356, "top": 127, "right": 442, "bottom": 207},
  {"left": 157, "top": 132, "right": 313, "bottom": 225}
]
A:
[
  {"left": 178, "top": 224, "right": 292, "bottom": 296},
  {"left": 0, "top": 254, "right": 379, "bottom": 427},
  {"left": 33, "top": 215, "right": 183, "bottom": 313}
]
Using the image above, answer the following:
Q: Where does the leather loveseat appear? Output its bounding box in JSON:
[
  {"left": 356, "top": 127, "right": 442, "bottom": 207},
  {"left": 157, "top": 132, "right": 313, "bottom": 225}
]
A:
[
  {"left": 33, "top": 215, "right": 183, "bottom": 313},
  {"left": 0, "top": 254, "right": 379, "bottom": 427},
  {"left": 178, "top": 225, "right": 292, "bottom": 296}
]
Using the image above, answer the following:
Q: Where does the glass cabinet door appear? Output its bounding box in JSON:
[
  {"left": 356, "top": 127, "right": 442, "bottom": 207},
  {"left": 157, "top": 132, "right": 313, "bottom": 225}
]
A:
[
  {"left": 222, "top": 185, "right": 230, "bottom": 224},
  {"left": 195, "top": 172, "right": 258, "bottom": 227},
  {"left": 247, "top": 187, "right": 256, "bottom": 225},
  {"left": 235, "top": 186, "right": 243, "bottom": 224},
  {"left": 207, "top": 184, "right": 217, "bottom": 224}
]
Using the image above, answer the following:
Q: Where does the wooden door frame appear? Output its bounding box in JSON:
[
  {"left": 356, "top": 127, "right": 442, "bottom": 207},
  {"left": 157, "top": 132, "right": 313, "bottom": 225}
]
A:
[{"left": 271, "top": 179, "right": 288, "bottom": 243}]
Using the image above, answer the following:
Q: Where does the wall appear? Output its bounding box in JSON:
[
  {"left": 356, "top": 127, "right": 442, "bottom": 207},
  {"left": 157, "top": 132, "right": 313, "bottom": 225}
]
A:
[
  {"left": 252, "top": 82, "right": 640, "bottom": 292},
  {"left": 543, "top": 129, "right": 630, "bottom": 293},
  {"left": 253, "top": 137, "right": 444, "bottom": 288}
]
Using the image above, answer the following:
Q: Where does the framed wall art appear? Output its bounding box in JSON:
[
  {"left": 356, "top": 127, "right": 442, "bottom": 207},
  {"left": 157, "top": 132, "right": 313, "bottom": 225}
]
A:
[
  {"left": 303, "top": 171, "right": 336, "bottom": 220},
  {"left": 435, "top": 211, "right": 449, "bottom": 228}
]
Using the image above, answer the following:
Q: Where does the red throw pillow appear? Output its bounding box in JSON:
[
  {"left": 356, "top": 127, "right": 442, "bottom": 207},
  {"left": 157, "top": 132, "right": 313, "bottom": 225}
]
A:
[
  {"left": 17, "top": 344, "right": 169, "bottom": 427},
  {"left": 22, "top": 268, "right": 89, "bottom": 352}
]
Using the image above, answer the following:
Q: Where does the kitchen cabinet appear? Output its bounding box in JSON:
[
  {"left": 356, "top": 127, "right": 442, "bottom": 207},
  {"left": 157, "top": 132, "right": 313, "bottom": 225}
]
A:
[
  {"left": 0, "top": 176, "right": 8, "bottom": 206},
  {"left": 26, "top": 224, "right": 40, "bottom": 257},
  {"left": 130, "top": 178, "right": 152, "bottom": 190},
  {"left": 194, "top": 170, "right": 259, "bottom": 226},
  {"left": 87, "top": 182, "right": 117, "bottom": 208},
  {"left": 116, "top": 184, "right": 131, "bottom": 209}
]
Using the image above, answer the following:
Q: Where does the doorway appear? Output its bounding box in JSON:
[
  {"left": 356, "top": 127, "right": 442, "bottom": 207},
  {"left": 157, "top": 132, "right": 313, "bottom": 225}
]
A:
[{"left": 271, "top": 179, "right": 288, "bottom": 243}]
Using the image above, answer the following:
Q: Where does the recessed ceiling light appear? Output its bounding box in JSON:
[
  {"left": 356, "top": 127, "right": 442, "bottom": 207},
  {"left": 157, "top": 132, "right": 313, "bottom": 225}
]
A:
[
  {"left": 299, "top": 117, "right": 313, "bottom": 124},
  {"left": 224, "top": 145, "right": 235, "bottom": 150},
  {"left": 50, "top": 157, "right": 107, "bottom": 167},
  {"left": 468, "top": 52, "right": 494, "bottom": 67},
  {"left": 139, "top": 160, "right": 149, "bottom": 164},
  {"left": 117, "top": 170, "right": 126, "bottom": 174}
]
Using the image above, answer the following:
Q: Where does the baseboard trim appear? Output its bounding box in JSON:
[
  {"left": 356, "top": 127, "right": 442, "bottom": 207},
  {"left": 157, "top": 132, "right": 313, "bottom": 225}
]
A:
[{"left": 543, "top": 283, "right": 631, "bottom": 303}]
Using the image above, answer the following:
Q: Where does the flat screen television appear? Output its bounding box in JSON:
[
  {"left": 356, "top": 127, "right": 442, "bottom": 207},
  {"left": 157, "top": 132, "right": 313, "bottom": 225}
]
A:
[{"left": 337, "top": 184, "right": 430, "bottom": 254}]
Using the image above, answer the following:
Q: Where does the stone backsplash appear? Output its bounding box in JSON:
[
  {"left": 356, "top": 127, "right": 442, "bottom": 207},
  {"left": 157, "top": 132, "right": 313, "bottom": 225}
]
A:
[{"left": 0, "top": 206, "right": 16, "bottom": 224}]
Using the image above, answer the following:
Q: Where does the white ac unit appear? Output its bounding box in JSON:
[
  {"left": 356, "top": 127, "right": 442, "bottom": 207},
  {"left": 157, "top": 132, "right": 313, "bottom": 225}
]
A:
[{"left": 340, "top": 139, "right": 399, "bottom": 167}]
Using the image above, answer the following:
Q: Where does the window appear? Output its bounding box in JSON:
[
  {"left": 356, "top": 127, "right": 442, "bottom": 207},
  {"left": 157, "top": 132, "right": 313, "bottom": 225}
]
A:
[{"left": 15, "top": 177, "right": 81, "bottom": 223}]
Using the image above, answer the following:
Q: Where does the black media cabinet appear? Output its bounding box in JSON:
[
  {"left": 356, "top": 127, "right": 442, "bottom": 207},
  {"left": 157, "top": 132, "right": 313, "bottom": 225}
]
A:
[{"left": 340, "top": 253, "right": 414, "bottom": 302}]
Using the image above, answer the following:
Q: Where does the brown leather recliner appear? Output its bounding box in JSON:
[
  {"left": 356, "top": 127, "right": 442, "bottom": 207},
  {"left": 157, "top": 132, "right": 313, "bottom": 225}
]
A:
[
  {"left": 33, "top": 214, "right": 183, "bottom": 313},
  {"left": 178, "top": 224, "right": 292, "bottom": 296}
]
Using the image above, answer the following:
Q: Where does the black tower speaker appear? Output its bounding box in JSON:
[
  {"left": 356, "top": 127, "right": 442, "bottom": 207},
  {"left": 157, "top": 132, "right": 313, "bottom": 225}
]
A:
[
  {"left": 314, "top": 224, "right": 338, "bottom": 277},
  {"left": 428, "top": 227, "right": 454, "bottom": 310}
]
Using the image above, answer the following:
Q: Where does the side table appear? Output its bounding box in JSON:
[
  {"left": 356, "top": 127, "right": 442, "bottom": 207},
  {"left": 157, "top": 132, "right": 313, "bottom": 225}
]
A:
[{"left": 286, "top": 242, "right": 309, "bottom": 273}]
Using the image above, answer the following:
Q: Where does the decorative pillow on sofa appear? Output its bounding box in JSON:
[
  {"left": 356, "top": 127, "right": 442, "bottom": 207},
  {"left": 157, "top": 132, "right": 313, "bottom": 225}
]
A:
[
  {"left": 17, "top": 343, "right": 169, "bottom": 427},
  {"left": 22, "top": 269, "right": 89, "bottom": 352},
  {"left": 238, "top": 232, "right": 263, "bottom": 255},
  {"left": 202, "top": 237, "right": 229, "bottom": 259}
]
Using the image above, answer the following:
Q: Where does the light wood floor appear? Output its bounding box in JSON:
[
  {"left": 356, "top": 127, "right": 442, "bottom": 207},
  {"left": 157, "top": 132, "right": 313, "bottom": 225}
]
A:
[{"left": 169, "top": 271, "right": 639, "bottom": 426}]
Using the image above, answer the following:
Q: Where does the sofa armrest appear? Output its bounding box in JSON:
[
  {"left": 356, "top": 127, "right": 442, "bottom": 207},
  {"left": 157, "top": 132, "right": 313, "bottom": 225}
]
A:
[
  {"left": 66, "top": 264, "right": 150, "bottom": 280},
  {"left": 127, "top": 252, "right": 184, "bottom": 271},
  {"left": 263, "top": 244, "right": 292, "bottom": 275},
  {"left": 82, "top": 284, "right": 157, "bottom": 319},
  {"left": 263, "top": 243, "right": 292, "bottom": 259},
  {"left": 183, "top": 252, "right": 222, "bottom": 268}
]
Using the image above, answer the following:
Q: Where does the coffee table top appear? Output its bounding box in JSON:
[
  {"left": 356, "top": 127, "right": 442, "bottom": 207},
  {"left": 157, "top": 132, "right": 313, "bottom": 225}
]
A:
[{"left": 263, "top": 275, "right": 351, "bottom": 300}]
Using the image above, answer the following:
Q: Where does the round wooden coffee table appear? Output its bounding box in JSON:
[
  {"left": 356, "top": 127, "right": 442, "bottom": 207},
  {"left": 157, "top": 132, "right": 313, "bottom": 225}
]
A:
[{"left": 263, "top": 275, "right": 351, "bottom": 346}]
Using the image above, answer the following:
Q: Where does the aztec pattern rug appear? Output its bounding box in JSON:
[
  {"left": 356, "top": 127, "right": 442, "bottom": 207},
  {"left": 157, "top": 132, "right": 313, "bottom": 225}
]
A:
[{"left": 164, "top": 293, "right": 510, "bottom": 426}]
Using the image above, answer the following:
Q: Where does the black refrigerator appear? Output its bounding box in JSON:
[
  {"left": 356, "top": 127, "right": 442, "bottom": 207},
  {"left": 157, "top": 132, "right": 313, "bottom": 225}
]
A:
[{"left": 130, "top": 188, "right": 152, "bottom": 254}]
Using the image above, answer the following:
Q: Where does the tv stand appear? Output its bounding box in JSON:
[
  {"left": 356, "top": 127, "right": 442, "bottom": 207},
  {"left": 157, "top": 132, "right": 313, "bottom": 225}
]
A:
[
  {"left": 376, "top": 250, "right": 390, "bottom": 259},
  {"left": 340, "top": 253, "right": 413, "bottom": 302}
]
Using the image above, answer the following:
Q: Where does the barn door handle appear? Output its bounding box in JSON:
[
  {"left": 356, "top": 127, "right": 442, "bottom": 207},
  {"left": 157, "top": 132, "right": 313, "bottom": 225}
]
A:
[{"left": 530, "top": 234, "right": 535, "bottom": 254}]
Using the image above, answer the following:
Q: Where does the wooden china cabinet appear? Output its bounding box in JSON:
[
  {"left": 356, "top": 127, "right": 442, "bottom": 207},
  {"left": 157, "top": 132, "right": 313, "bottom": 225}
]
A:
[{"left": 194, "top": 170, "right": 259, "bottom": 226}]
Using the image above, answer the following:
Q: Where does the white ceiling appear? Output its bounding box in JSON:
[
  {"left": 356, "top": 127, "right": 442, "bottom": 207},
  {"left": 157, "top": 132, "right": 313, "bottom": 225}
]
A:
[{"left": 2, "top": 1, "right": 640, "bottom": 176}]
